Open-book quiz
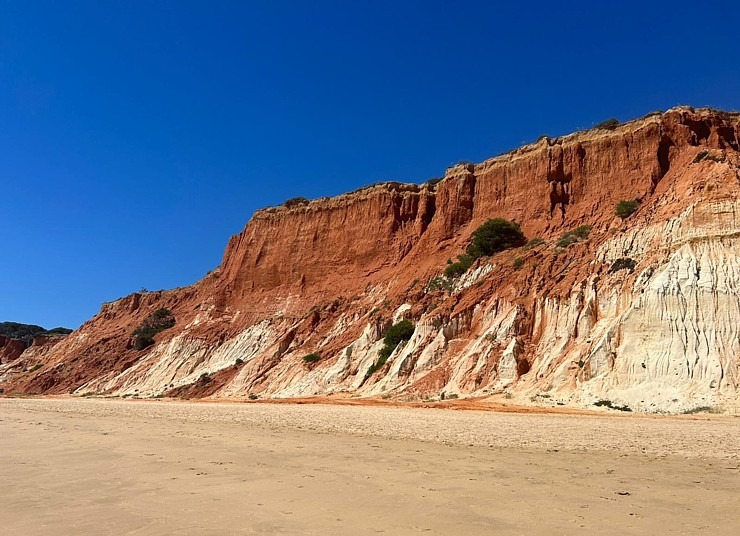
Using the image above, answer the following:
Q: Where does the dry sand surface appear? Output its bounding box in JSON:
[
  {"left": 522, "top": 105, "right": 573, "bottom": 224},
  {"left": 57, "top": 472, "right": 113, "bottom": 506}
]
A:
[{"left": 1, "top": 398, "right": 739, "bottom": 535}]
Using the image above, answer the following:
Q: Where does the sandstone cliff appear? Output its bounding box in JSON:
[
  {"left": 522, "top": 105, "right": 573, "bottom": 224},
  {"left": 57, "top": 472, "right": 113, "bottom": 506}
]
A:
[{"left": 2, "top": 107, "right": 739, "bottom": 413}]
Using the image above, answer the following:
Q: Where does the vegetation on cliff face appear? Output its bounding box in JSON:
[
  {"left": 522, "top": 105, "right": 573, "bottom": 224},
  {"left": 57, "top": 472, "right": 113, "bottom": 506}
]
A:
[
  {"left": 379, "top": 320, "right": 415, "bottom": 360},
  {"left": 609, "top": 257, "right": 637, "bottom": 273},
  {"left": 132, "top": 309, "right": 176, "bottom": 351},
  {"left": 557, "top": 225, "right": 592, "bottom": 247},
  {"left": 0, "top": 322, "right": 72, "bottom": 346},
  {"left": 283, "top": 196, "right": 310, "bottom": 208},
  {"left": 615, "top": 199, "right": 639, "bottom": 219},
  {"left": 302, "top": 352, "right": 321, "bottom": 364},
  {"left": 593, "top": 118, "right": 620, "bottom": 130},
  {"left": 365, "top": 319, "right": 415, "bottom": 379},
  {"left": 445, "top": 219, "right": 526, "bottom": 278}
]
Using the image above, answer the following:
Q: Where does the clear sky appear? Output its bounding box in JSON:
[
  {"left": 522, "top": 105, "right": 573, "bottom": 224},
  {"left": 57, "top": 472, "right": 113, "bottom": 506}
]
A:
[{"left": 1, "top": 0, "right": 739, "bottom": 329}]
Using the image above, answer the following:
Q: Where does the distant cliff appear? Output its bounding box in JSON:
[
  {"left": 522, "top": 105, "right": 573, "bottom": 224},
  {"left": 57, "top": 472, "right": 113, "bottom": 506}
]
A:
[
  {"left": 0, "top": 322, "right": 73, "bottom": 344},
  {"left": 0, "top": 322, "right": 71, "bottom": 372},
  {"left": 2, "top": 107, "right": 739, "bottom": 413}
]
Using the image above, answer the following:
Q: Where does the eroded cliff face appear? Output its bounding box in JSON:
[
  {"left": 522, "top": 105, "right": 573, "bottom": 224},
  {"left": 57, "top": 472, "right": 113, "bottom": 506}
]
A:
[
  {"left": 2, "top": 107, "right": 739, "bottom": 413},
  {"left": 0, "top": 336, "right": 27, "bottom": 364}
]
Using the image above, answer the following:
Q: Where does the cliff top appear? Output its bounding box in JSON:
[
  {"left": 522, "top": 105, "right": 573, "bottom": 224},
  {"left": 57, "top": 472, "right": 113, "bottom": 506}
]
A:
[{"left": 257, "top": 106, "right": 740, "bottom": 214}]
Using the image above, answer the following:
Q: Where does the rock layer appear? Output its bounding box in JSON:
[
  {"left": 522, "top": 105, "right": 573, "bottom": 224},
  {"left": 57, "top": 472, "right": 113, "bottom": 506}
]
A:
[{"left": 2, "top": 107, "right": 739, "bottom": 412}]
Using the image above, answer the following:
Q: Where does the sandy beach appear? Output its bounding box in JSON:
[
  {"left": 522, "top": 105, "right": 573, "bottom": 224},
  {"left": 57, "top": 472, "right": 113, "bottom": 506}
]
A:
[{"left": 1, "top": 398, "right": 738, "bottom": 535}]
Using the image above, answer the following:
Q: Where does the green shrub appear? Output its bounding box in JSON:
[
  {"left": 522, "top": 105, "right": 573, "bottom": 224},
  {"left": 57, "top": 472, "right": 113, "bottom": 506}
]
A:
[
  {"left": 609, "top": 257, "right": 636, "bottom": 273},
  {"left": 379, "top": 320, "right": 415, "bottom": 360},
  {"left": 366, "top": 320, "right": 415, "bottom": 378},
  {"left": 365, "top": 356, "right": 387, "bottom": 378},
  {"left": 133, "top": 336, "right": 155, "bottom": 351},
  {"left": 302, "top": 353, "right": 321, "bottom": 364},
  {"left": 571, "top": 225, "right": 592, "bottom": 239},
  {"left": 426, "top": 276, "right": 452, "bottom": 292},
  {"left": 197, "top": 373, "right": 212, "bottom": 386},
  {"left": 444, "top": 219, "right": 526, "bottom": 279},
  {"left": 444, "top": 254, "right": 474, "bottom": 278},
  {"left": 132, "top": 308, "right": 175, "bottom": 351},
  {"left": 235, "top": 358, "right": 244, "bottom": 366},
  {"left": 557, "top": 225, "right": 592, "bottom": 247},
  {"left": 28, "top": 364, "right": 43, "bottom": 373},
  {"left": 594, "top": 118, "right": 620, "bottom": 130},
  {"left": 284, "top": 196, "right": 310, "bottom": 208},
  {"left": 525, "top": 237, "right": 545, "bottom": 249},
  {"left": 248, "top": 393, "right": 258, "bottom": 400},
  {"left": 615, "top": 199, "right": 639, "bottom": 219},
  {"left": 682, "top": 405, "right": 718, "bottom": 414},
  {"left": 513, "top": 257, "right": 524, "bottom": 270},
  {"left": 594, "top": 399, "right": 631, "bottom": 412},
  {"left": 466, "top": 218, "right": 527, "bottom": 258}
]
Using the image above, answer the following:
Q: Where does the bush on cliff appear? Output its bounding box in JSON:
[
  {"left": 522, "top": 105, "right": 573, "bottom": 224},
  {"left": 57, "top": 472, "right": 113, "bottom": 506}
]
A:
[
  {"left": 366, "top": 319, "right": 415, "bottom": 378},
  {"left": 444, "top": 254, "right": 474, "bottom": 278},
  {"left": 557, "top": 225, "right": 592, "bottom": 248},
  {"left": 444, "top": 219, "right": 526, "bottom": 278},
  {"left": 379, "top": 319, "right": 415, "bottom": 360},
  {"left": 466, "top": 218, "right": 527, "bottom": 258},
  {"left": 609, "top": 257, "right": 636, "bottom": 273},
  {"left": 525, "top": 237, "right": 545, "bottom": 249},
  {"left": 133, "top": 336, "right": 154, "bottom": 351},
  {"left": 283, "top": 196, "right": 310, "bottom": 208},
  {"left": 132, "top": 308, "right": 176, "bottom": 351},
  {"left": 594, "top": 118, "right": 620, "bottom": 130},
  {"left": 615, "top": 199, "right": 639, "bottom": 219}
]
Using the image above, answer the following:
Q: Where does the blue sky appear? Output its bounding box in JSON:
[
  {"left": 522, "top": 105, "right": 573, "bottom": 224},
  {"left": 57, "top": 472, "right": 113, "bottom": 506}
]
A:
[{"left": 1, "top": 0, "right": 739, "bottom": 329}]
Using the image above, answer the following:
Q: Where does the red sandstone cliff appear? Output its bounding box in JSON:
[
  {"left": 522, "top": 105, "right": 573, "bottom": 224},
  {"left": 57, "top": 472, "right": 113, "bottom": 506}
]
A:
[
  {"left": 0, "top": 336, "right": 27, "bottom": 364},
  {"left": 2, "top": 107, "right": 739, "bottom": 412}
]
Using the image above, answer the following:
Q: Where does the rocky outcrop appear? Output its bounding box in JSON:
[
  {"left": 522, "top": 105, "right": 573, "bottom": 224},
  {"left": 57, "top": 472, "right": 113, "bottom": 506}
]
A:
[
  {"left": 2, "top": 107, "right": 739, "bottom": 413},
  {"left": 0, "top": 336, "right": 27, "bottom": 364}
]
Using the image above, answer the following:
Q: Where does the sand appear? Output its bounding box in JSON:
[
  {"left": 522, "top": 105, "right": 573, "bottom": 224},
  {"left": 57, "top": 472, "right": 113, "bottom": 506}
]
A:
[{"left": 1, "top": 398, "right": 739, "bottom": 535}]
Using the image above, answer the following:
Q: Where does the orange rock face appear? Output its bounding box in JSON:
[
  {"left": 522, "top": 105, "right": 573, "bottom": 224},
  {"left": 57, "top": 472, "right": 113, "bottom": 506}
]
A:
[
  {"left": 0, "top": 336, "right": 27, "bottom": 364},
  {"left": 2, "top": 107, "right": 739, "bottom": 413}
]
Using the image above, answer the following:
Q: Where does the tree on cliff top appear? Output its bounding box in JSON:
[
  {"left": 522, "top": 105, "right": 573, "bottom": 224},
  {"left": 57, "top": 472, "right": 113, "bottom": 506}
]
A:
[{"left": 283, "top": 196, "right": 310, "bottom": 208}]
